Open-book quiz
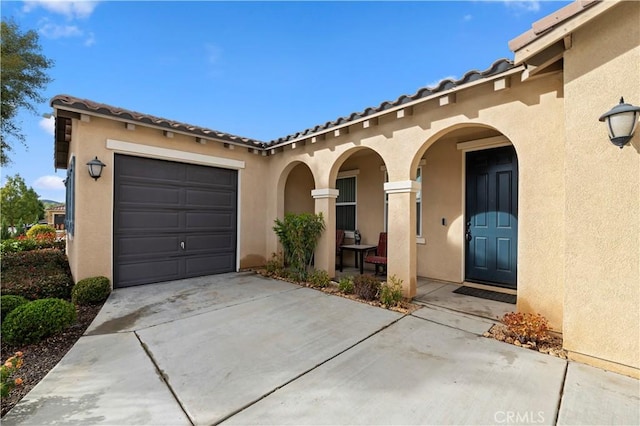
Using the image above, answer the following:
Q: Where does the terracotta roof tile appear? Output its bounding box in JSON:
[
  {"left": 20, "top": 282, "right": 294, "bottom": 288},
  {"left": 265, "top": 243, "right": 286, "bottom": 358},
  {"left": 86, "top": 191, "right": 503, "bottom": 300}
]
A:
[
  {"left": 269, "top": 58, "right": 514, "bottom": 145},
  {"left": 508, "top": 0, "right": 599, "bottom": 52},
  {"left": 51, "top": 95, "right": 267, "bottom": 148},
  {"left": 52, "top": 58, "right": 515, "bottom": 155}
]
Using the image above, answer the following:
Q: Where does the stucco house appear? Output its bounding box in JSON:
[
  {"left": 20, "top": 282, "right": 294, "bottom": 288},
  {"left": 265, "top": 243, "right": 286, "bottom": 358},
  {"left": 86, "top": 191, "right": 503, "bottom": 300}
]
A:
[
  {"left": 44, "top": 204, "right": 66, "bottom": 231},
  {"left": 51, "top": 0, "right": 639, "bottom": 378}
]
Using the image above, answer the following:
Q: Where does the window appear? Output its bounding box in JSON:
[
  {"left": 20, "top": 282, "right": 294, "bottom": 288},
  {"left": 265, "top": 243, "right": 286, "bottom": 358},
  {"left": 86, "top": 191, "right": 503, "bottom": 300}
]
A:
[
  {"left": 65, "top": 156, "right": 75, "bottom": 236},
  {"left": 384, "top": 167, "right": 422, "bottom": 236},
  {"left": 336, "top": 176, "right": 356, "bottom": 231}
]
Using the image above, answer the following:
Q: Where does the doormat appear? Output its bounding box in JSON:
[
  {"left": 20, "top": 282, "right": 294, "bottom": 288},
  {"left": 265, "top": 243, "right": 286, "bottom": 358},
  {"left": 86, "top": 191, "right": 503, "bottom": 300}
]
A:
[{"left": 453, "top": 286, "right": 516, "bottom": 304}]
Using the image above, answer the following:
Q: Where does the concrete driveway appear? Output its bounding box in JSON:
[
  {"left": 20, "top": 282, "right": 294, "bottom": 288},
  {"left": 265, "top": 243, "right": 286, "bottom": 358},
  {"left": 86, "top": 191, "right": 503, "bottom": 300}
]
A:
[{"left": 3, "top": 272, "right": 638, "bottom": 425}]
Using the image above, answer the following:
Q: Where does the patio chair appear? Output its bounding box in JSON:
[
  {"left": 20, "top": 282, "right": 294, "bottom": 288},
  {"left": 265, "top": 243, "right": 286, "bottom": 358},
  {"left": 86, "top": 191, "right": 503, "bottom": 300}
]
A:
[
  {"left": 336, "top": 229, "right": 345, "bottom": 270},
  {"left": 364, "top": 232, "right": 387, "bottom": 275}
]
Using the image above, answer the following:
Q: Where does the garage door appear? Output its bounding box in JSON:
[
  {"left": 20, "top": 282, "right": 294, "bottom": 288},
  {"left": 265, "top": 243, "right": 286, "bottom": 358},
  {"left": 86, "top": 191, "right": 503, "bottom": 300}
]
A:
[{"left": 114, "top": 154, "right": 237, "bottom": 288}]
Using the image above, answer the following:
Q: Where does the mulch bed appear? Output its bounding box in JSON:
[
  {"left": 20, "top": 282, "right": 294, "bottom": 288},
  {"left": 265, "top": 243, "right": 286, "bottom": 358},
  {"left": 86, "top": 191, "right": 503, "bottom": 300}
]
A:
[
  {"left": 483, "top": 323, "right": 568, "bottom": 359},
  {"left": 255, "top": 269, "right": 421, "bottom": 315},
  {"left": 1, "top": 303, "right": 103, "bottom": 417}
]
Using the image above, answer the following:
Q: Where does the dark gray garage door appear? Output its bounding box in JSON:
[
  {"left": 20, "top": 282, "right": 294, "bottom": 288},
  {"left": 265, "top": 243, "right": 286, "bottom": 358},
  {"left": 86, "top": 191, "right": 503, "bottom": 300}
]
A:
[{"left": 114, "top": 154, "right": 237, "bottom": 288}]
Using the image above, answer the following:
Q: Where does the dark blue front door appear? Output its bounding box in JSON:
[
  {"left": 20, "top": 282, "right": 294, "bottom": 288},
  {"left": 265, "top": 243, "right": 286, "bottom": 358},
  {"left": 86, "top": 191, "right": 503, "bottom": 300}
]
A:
[{"left": 465, "top": 146, "right": 518, "bottom": 289}]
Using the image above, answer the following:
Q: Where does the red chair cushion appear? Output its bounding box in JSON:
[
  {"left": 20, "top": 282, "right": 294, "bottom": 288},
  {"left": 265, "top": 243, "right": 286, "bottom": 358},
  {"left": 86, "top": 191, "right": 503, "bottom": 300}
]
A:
[{"left": 364, "top": 255, "right": 387, "bottom": 265}]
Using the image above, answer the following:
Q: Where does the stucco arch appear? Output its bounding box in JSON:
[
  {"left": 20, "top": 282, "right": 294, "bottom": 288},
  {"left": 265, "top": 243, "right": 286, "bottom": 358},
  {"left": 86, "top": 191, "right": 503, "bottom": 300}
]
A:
[
  {"left": 410, "top": 122, "right": 516, "bottom": 178},
  {"left": 274, "top": 160, "right": 318, "bottom": 220},
  {"left": 327, "top": 145, "right": 388, "bottom": 187}
]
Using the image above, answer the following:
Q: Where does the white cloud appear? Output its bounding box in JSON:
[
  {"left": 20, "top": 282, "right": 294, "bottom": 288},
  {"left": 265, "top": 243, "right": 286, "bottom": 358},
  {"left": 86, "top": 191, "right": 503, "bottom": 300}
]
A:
[
  {"left": 34, "top": 175, "right": 65, "bottom": 191},
  {"left": 463, "top": 14, "right": 473, "bottom": 22},
  {"left": 39, "top": 22, "right": 82, "bottom": 39},
  {"left": 39, "top": 116, "right": 55, "bottom": 135},
  {"left": 23, "top": 1, "right": 100, "bottom": 20},
  {"left": 503, "top": 0, "right": 541, "bottom": 13}
]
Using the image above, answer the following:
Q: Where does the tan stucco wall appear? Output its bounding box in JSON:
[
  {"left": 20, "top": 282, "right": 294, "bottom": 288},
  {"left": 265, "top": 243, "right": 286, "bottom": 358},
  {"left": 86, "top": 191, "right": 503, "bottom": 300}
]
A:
[
  {"left": 418, "top": 139, "right": 463, "bottom": 282},
  {"left": 64, "top": 116, "right": 269, "bottom": 285},
  {"left": 284, "top": 163, "right": 314, "bottom": 214},
  {"left": 562, "top": 1, "right": 640, "bottom": 374},
  {"left": 266, "top": 69, "right": 565, "bottom": 319}
]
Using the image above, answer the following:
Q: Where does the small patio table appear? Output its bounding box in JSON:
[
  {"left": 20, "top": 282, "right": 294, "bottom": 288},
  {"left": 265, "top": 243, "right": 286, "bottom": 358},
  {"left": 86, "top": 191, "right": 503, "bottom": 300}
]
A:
[{"left": 339, "top": 244, "right": 377, "bottom": 274}]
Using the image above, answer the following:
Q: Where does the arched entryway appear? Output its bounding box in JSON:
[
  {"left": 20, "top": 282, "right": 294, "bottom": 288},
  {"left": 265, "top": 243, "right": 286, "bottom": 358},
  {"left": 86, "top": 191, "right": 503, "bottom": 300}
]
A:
[
  {"left": 413, "top": 125, "right": 519, "bottom": 290},
  {"left": 329, "top": 147, "right": 388, "bottom": 275}
]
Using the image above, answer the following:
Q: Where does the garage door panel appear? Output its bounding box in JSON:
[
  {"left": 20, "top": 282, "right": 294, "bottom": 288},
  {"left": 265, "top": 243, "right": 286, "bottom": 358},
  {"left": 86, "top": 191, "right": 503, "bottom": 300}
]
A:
[
  {"left": 185, "top": 188, "right": 235, "bottom": 208},
  {"left": 118, "top": 183, "right": 181, "bottom": 206},
  {"left": 185, "top": 233, "right": 234, "bottom": 252},
  {"left": 185, "top": 253, "right": 235, "bottom": 277},
  {"left": 185, "top": 211, "right": 234, "bottom": 230},
  {"left": 114, "top": 154, "right": 237, "bottom": 288},
  {"left": 118, "top": 235, "right": 181, "bottom": 257},
  {"left": 118, "top": 156, "right": 184, "bottom": 181},
  {"left": 117, "top": 259, "right": 182, "bottom": 288},
  {"left": 187, "top": 166, "right": 236, "bottom": 186},
  {"left": 116, "top": 210, "right": 181, "bottom": 231}
]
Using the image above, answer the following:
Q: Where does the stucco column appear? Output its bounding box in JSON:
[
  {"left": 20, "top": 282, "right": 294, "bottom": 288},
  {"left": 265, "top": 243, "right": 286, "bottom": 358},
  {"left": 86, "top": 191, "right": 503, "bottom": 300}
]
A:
[
  {"left": 384, "top": 180, "right": 420, "bottom": 298},
  {"left": 311, "top": 188, "right": 338, "bottom": 278}
]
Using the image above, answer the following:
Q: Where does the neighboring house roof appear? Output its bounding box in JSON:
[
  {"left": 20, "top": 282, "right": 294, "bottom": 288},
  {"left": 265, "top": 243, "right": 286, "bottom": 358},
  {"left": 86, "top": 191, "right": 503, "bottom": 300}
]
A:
[
  {"left": 52, "top": 58, "right": 517, "bottom": 166},
  {"left": 46, "top": 205, "right": 66, "bottom": 212}
]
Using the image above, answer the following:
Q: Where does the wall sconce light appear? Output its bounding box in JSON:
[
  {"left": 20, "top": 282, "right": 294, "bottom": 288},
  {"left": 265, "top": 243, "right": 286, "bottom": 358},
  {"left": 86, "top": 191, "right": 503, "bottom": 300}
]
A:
[
  {"left": 599, "top": 97, "right": 640, "bottom": 148},
  {"left": 86, "top": 156, "right": 106, "bottom": 180}
]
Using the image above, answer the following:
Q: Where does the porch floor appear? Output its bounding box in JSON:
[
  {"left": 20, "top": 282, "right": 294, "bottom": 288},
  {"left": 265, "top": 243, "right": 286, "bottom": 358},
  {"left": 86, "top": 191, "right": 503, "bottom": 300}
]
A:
[{"left": 334, "top": 267, "right": 513, "bottom": 322}]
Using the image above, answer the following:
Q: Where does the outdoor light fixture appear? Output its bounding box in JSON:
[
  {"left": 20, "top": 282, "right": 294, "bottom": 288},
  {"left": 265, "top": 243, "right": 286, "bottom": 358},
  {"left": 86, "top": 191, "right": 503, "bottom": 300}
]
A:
[
  {"left": 86, "top": 156, "right": 106, "bottom": 180},
  {"left": 599, "top": 97, "right": 640, "bottom": 148}
]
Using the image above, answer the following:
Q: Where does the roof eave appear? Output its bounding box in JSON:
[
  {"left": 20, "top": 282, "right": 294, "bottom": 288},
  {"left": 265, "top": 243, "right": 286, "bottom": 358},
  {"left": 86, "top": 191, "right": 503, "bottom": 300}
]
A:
[
  {"left": 510, "top": 0, "right": 619, "bottom": 65},
  {"left": 267, "top": 64, "right": 525, "bottom": 150}
]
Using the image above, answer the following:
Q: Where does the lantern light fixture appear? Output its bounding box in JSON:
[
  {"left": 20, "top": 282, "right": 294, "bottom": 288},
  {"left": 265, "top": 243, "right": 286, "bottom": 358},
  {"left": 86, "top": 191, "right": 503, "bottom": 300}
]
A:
[
  {"left": 86, "top": 156, "right": 106, "bottom": 180},
  {"left": 599, "top": 97, "right": 640, "bottom": 148}
]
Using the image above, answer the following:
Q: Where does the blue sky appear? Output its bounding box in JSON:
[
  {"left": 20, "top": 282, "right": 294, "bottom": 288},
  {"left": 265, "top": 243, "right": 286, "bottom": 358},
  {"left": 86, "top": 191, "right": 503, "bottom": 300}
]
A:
[{"left": 1, "top": 0, "right": 570, "bottom": 202}]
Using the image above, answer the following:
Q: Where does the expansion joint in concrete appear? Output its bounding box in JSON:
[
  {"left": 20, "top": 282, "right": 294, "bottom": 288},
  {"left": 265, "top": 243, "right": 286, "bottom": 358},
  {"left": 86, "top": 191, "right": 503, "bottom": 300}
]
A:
[
  {"left": 134, "top": 331, "right": 195, "bottom": 426},
  {"left": 553, "top": 361, "right": 570, "bottom": 425},
  {"left": 212, "top": 314, "right": 409, "bottom": 425}
]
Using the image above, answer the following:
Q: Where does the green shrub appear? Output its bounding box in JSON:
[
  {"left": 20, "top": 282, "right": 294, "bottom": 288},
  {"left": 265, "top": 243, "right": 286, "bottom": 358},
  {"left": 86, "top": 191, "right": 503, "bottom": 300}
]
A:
[
  {"left": 338, "top": 276, "right": 354, "bottom": 294},
  {"left": 353, "top": 274, "right": 381, "bottom": 301},
  {"left": 72, "top": 276, "right": 111, "bottom": 305},
  {"left": 1, "top": 295, "right": 29, "bottom": 323},
  {"left": 1, "top": 273, "right": 73, "bottom": 301},
  {"left": 26, "top": 224, "right": 56, "bottom": 239},
  {"left": 1, "top": 248, "right": 68, "bottom": 271},
  {"left": 273, "top": 213, "right": 325, "bottom": 280},
  {"left": 264, "top": 252, "right": 285, "bottom": 277},
  {"left": 0, "top": 236, "right": 65, "bottom": 254},
  {"left": 379, "top": 275, "right": 404, "bottom": 307},
  {"left": 307, "top": 269, "right": 330, "bottom": 288},
  {"left": 2, "top": 298, "right": 77, "bottom": 345},
  {"left": 1, "top": 249, "right": 73, "bottom": 300}
]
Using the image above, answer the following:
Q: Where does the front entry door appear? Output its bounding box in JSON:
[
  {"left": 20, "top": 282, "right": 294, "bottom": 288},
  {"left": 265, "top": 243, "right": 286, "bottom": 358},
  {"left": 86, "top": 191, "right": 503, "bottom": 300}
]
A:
[{"left": 465, "top": 146, "right": 518, "bottom": 288}]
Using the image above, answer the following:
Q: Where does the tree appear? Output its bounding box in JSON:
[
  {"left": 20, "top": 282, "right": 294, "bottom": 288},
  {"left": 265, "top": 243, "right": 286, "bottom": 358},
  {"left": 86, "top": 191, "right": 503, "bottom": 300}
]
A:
[
  {"left": 1, "top": 174, "right": 44, "bottom": 232},
  {"left": 1, "top": 19, "right": 54, "bottom": 165}
]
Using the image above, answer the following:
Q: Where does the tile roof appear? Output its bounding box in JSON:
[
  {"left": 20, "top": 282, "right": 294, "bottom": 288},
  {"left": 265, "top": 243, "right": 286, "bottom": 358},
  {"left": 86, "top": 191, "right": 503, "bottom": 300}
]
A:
[
  {"left": 269, "top": 59, "right": 515, "bottom": 145},
  {"left": 51, "top": 95, "right": 267, "bottom": 148},
  {"left": 52, "top": 58, "right": 515, "bottom": 158},
  {"left": 508, "top": 0, "right": 599, "bottom": 52}
]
